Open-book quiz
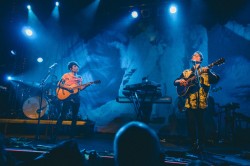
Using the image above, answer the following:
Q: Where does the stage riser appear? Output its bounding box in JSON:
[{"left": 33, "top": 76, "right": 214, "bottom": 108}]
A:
[{"left": 0, "top": 119, "right": 95, "bottom": 137}]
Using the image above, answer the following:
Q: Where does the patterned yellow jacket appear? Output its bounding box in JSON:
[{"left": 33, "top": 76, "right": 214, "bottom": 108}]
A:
[{"left": 175, "top": 66, "right": 220, "bottom": 110}]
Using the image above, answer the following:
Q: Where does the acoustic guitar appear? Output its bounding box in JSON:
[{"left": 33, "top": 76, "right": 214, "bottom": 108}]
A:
[
  {"left": 176, "top": 58, "right": 225, "bottom": 112},
  {"left": 176, "top": 58, "right": 225, "bottom": 97},
  {"left": 56, "top": 80, "right": 101, "bottom": 100}
]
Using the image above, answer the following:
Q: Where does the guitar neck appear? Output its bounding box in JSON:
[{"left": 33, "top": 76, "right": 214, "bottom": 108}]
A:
[
  {"left": 187, "top": 63, "right": 216, "bottom": 83},
  {"left": 187, "top": 75, "right": 197, "bottom": 83},
  {"left": 74, "top": 83, "right": 91, "bottom": 89},
  {"left": 208, "top": 63, "right": 215, "bottom": 69},
  {"left": 72, "top": 80, "right": 100, "bottom": 90}
]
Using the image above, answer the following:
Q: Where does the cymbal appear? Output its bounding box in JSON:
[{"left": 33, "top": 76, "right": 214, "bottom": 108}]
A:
[
  {"left": 25, "top": 81, "right": 40, "bottom": 88},
  {"left": 236, "top": 85, "right": 250, "bottom": 89},
  {"left": 13, "top": 80, "right": 40, "bottom": 88},
  {"left": 220, "top": 102, "right": 240, "bottom": 110}
]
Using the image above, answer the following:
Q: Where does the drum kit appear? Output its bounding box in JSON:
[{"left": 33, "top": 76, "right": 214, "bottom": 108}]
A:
[{"left": 13, "top": 80, "right": 60, "bottom": 120}]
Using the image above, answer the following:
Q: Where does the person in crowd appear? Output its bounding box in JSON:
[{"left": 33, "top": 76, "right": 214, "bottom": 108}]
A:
[{"left": 114, "top": 121, "right": 163, "bottom": 166}]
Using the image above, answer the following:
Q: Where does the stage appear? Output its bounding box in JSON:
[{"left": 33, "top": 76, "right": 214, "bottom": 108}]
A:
[
  {"left": 1, "top": 118, "right": 250, "bottom": 165},
  {"left": 1, "top": 0, "right": 250, "bottom": 165}
]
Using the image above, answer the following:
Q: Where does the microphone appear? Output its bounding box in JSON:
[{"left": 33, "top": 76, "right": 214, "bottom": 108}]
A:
[
  {"left": 191, "top": 60, "right": 201, "bottom": 64},
  {"left": 49, "top": 63, "right": 58, "bottom": 69}
]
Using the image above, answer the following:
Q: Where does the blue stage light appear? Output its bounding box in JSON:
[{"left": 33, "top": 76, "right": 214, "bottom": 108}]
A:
[
  {"left": 22, "top": 26, "right": 36, "bottom": 39},
  {"left": 37, "top": 57, "right": 43, "bottom": 63},
  {"left": 25, "top": 28, "right": 33, "bottom": 36},
  {"left": 169, "top": 5, "right": 177, "bottom": 14},
  {"left": 10, "top": 50, "right": 16, "bottom": 55},
  {"left": 27, "top": 5, "right": 31, "bottom": 10},
  {"left": 7, "top": 76, "right": 12, "bottom": 81},
  {"left": 131, "top": 11, "right": 139, "bottom": 18}
]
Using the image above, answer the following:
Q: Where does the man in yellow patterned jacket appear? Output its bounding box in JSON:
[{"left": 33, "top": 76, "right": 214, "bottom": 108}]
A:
[{"left": 174, "top": 51, "right": 220, "bottom": 153}]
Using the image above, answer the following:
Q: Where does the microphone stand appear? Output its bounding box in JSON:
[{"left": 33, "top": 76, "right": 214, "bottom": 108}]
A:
[
  {"left": 35, "top": 68, "right": 53, "bottom": 141},
  {"left": 193, "top": 61, "right": 201, "bottom": 109}
]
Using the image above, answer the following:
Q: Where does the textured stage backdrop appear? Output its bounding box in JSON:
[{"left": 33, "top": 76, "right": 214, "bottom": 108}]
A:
[{"left": 5, "top": 19, "right": 250, "bottom": 134}]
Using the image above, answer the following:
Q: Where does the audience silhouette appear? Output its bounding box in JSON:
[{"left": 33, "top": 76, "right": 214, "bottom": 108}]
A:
[
  {"left": 113, "top": 121, "right": 163, "bottom": 166},
  {"left": 1, "top": 121, "right": 164, "bottom": 166},
  {"left": 17, "top": 139, "right": 86, "bottom": 166},
  {"left": 0, "top": 134, "right": 16, "bottom": 166}
]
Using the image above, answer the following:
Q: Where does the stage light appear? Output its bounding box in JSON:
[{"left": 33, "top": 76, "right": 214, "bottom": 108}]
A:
[
  {"left": 7, "top": 76, "right": 13, "bottom": 81},
  {"left": 27, "top": 5, "right": 31, "bottom": 10},
  {"left": 131, "top": 11, "right": 139, "bottom": 18},
  {"left": 22, "top": 26, "right": 36, "bottom": 39},
  {"left": 25, "top": 28, "right": 33, "bottom": 36},
  {"left": 55, "top": 2, "right": 59, "bottom": 6},
  {"left": 52, "top": 1, "right": 60, "bottom": 19},
  {"left": 169, "top": 5, "right": 177, "bottom": 14},
  {"left": 10, "top": 50, "right": 16, "bottom": 55},
  {"left": 23, "top": 27, "right": 33, "bottom": 37},
  {"left": 37, "top": 57, "right": 43, "bottom": 63}
]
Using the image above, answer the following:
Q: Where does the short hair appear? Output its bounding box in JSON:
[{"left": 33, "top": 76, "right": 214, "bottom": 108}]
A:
[
  {"left": 193, "top": 51, "right": 203, "bottom": 62},
  {"left": 114, "top": 122, "right": 161, "bottom": 166},
  {"left": 67, "top": 61, "right": 79, "bottom": 70}
]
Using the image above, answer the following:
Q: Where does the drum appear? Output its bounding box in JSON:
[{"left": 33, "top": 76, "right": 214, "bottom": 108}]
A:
[{"left": 22, "top": 96, "right": 48, "bottom": 119}]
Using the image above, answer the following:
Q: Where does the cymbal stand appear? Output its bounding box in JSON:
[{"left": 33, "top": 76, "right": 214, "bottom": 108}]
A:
[
  {"left": 35, "top": 70, "right": 52, "bottom": 141},
  {"left": 215, "top": 104, "right": 224, "bottom": 143}
]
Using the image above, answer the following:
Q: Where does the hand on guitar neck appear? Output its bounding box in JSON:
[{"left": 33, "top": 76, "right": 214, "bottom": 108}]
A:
[{"left": 79, "top": 82, "right": 92, "bottom": 90}]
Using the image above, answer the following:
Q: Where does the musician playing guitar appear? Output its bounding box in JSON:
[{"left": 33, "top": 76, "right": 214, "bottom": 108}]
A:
[
  {"left": 174, "top": 51, "right": 220, "bottom": 153},
  {"left": 53, "top": 61, "right": 91, "bottom": 141}
]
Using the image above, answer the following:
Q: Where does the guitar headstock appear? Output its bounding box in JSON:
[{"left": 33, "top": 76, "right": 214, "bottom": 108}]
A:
[
  {"left": 214, "top": 58, "right": 225, "bottom": 66},
  {"left": 208, "top": 58, "right": 225, "bottom": 68}
]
